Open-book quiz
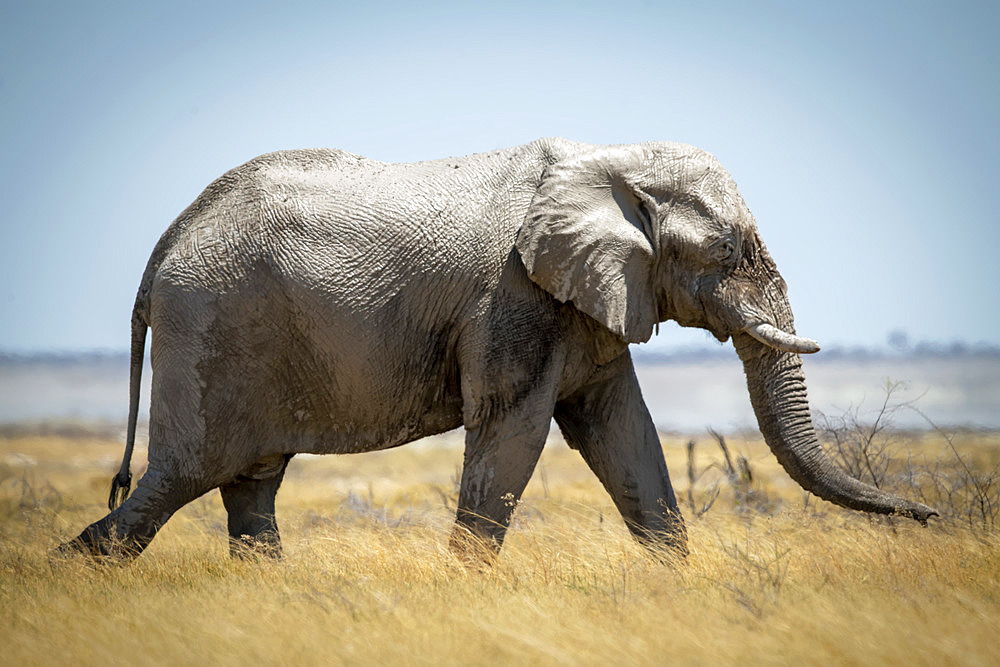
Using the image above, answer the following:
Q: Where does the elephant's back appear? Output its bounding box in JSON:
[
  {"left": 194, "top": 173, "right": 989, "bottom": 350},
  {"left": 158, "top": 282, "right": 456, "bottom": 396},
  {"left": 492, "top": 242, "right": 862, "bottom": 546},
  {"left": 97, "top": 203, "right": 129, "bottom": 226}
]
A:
[{"left": 147, "top": 140, "right": 555, "bottom": 286}]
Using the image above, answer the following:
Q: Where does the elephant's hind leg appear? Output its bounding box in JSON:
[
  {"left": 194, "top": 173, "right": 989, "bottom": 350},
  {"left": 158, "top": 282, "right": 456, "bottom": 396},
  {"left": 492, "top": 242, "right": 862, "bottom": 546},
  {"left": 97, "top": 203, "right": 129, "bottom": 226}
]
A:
[
  {"left": 58, "top": 466, "right": 212, "bottom": 562},
  {"left": 219, "top": 454, "right": 292, "bottom": 559}
]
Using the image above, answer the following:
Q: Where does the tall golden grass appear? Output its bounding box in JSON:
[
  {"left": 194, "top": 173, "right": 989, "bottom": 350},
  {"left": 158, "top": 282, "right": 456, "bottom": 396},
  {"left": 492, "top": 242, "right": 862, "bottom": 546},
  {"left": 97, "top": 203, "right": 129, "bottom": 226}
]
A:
[{"left": 2, "top": 429, "right": 998, "bottom": 665}]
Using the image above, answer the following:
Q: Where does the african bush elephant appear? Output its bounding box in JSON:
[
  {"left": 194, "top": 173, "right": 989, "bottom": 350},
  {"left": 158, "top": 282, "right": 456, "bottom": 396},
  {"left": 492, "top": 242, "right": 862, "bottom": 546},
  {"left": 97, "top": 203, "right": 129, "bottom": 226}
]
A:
[{"left": 62, "top": 138, "right": 936, "bottom": 561}]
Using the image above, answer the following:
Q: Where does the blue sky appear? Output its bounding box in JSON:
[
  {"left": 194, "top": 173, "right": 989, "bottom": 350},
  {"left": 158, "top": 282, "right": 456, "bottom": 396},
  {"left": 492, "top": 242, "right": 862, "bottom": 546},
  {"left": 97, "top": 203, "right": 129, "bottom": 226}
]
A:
[{"left": 1, "top": 1, "right": 998, "bottom": 352}]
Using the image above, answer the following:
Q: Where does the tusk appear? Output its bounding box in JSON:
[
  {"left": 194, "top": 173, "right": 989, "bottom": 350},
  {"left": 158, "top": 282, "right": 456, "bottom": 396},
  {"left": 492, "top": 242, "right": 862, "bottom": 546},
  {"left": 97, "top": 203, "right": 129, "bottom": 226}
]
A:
[{"left": 745, "top": 323, "right": 821, "bottom": 354}]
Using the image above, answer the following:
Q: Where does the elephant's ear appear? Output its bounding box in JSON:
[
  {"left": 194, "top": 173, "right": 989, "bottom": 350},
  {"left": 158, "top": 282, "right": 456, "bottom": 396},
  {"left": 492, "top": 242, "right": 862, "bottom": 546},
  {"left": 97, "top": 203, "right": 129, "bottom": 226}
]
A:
[{"left": 516, "top": 148, "right": 659, "bottom": 343}]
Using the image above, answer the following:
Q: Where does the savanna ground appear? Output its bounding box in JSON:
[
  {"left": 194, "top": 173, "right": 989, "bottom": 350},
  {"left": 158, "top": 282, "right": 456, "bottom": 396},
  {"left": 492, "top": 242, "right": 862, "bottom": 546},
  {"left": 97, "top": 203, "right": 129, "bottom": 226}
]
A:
[{"left": 2, "top": 423, "right": 998, "bottom": 665}]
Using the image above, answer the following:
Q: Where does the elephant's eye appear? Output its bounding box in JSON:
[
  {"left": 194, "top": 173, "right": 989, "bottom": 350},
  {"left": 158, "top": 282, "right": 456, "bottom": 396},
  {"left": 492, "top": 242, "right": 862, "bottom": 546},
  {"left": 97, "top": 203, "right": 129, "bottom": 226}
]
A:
[{"left": 717, "top": 240, "right": 736, "bottom": 262}]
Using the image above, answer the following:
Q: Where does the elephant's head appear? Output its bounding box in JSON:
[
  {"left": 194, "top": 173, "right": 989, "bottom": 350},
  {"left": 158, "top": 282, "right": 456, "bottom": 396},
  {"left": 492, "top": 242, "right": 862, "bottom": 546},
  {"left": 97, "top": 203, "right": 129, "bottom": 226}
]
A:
[{"left": 516, "top": 142, "right": 936, "bottom": 523}]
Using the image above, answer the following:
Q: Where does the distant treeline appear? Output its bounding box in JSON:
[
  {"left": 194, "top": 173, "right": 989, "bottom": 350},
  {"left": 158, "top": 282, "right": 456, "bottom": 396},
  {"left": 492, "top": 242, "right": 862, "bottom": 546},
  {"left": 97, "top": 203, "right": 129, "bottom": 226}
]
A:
[
  {"left": 632, "top": 341, "right": 1000, "bottom": 363},
  {"left": 0, "top": 351, "right": 131, "bottom": 369}
]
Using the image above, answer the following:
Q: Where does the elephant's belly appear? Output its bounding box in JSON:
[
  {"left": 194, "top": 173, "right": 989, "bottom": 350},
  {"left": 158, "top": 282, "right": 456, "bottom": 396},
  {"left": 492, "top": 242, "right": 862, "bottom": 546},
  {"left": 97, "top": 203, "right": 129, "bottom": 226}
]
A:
[
  {"left": 286, "top": 380, "right": 465, "bottom": 455},
  {"left": 267, "top": 336, "right": 467, "bottom": 456},
  {"left": 296, "top": 405, "right": 465, "bottom": 455}
]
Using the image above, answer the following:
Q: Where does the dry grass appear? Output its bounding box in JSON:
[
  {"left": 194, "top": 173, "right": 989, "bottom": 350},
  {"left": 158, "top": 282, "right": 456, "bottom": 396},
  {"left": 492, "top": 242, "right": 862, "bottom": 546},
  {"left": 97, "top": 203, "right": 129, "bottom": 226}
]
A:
[{"left": 2, "top": 429, "right": 998, "bottom": 665}]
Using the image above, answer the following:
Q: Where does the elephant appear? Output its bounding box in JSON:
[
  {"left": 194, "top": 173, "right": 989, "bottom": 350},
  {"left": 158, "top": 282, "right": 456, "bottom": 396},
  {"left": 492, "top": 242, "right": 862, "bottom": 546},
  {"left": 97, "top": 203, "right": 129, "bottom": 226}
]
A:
[{"left": 61, "top": 138, "right": 936, "bottom": 562}]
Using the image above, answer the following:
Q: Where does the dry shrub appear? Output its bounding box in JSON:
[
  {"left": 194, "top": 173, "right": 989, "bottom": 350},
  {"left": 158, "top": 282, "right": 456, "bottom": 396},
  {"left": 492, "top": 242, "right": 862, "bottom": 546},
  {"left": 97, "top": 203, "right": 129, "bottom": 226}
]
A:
[
  {"left": 684, "top": 429, "right": 775, "bottom": 519},
  {"left": 813, "top": 381, "right": 1000, "bottom": 531}
]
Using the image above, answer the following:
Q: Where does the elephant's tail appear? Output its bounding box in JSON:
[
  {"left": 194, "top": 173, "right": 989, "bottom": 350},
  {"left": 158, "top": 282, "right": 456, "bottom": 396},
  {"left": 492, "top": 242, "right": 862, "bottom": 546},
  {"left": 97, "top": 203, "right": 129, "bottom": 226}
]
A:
[{"left": 108, "top": 300, "right": 149, "bottom": 511}]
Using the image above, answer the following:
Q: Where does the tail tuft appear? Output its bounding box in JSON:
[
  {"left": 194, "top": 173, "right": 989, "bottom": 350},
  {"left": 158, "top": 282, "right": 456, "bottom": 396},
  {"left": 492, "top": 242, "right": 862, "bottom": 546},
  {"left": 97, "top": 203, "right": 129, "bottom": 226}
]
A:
[{"left": 108, "top": 471, "right": 132, "bottom": 511}]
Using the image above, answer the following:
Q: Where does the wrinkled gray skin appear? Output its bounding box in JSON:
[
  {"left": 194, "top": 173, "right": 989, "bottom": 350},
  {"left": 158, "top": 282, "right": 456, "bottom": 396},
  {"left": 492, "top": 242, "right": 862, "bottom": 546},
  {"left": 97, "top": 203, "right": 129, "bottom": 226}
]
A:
[{"left": 62, "top": 138, "right": 936, "bottom": 562}]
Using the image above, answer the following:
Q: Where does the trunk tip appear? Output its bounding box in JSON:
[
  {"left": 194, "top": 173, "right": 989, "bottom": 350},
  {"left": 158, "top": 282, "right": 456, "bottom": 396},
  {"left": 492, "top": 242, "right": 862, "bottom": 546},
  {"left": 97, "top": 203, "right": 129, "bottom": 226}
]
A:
[{"left": 899, "top": 502, "right": 939, "bottom": 526}]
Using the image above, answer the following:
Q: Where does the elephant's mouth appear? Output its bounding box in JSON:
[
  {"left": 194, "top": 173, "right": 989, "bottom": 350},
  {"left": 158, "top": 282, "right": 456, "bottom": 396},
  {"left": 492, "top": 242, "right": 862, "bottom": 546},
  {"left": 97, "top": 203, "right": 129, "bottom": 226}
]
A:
[{"left": 697, "top": 289, "right": 820, "bottom": 355}]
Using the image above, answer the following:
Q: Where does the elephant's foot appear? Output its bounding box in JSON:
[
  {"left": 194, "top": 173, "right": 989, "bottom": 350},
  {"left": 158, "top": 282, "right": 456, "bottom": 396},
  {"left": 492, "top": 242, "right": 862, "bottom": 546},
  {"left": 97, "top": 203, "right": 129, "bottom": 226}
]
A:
[
  {"left": 448, "top": 521, "right": 501, "bottom": 569},
  {"left": 53, "top": 514, "right": 148, "bottom": 563},
  {"left": 228, "top": 531, "right": 282, "bottom": 560},
  {"left": 629, "top": 518, "right": 690, "bottom": 564}
]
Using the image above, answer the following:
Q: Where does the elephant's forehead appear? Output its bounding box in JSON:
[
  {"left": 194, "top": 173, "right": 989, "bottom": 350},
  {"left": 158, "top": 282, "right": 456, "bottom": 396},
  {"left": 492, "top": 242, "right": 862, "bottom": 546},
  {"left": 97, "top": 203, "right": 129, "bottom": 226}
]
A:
[
  {"left": 698, "top": 175, "right": 753, "bottom": 229},
  {"left": 631, "top": 145, "right": 746, "bottom": 218}
]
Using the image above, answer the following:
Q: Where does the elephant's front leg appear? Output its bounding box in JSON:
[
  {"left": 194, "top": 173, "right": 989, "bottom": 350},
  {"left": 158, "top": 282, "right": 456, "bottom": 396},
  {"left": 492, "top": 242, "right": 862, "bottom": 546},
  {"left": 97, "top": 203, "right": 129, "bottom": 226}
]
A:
[
  {"left": 554, "top": 351, "right": 687, "bottom": 557},
  {"left": 451, "top": 397, "right": 554, "bottom": 561}
]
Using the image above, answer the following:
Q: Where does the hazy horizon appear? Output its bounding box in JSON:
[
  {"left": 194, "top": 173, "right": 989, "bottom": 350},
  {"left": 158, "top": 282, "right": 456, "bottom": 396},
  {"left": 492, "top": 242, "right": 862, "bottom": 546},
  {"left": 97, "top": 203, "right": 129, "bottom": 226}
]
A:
[{"left": 3, "top": 348, "right": 998, "bottom": 431}]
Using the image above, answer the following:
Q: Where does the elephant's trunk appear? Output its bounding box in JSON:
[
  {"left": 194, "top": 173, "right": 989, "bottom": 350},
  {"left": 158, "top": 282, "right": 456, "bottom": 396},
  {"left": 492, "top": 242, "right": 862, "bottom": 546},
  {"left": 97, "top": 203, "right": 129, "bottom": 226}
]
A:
[{"left": 733, "top": 332, "right": 937, "bottom": 523}]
